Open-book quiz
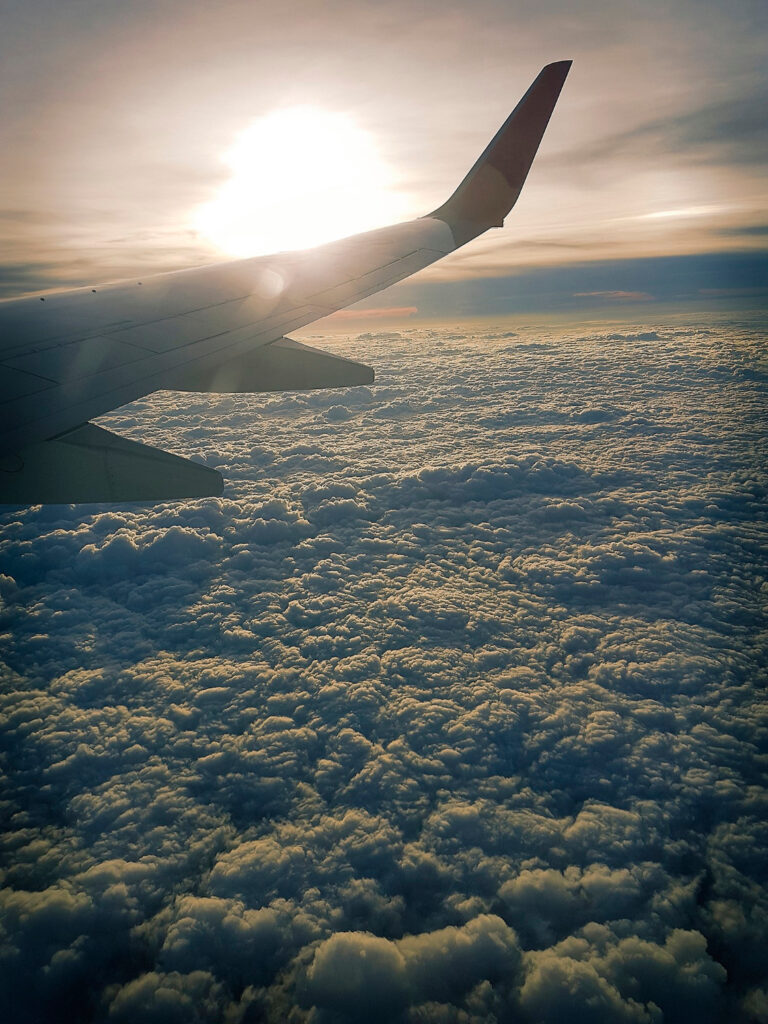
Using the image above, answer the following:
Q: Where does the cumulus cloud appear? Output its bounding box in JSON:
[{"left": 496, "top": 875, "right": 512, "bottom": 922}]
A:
[
  {"left": 300, "top": 914, "right": 522, "bottom": 1019},
  {"left": 0, "top": 319, "right": 766, "bottom": 1022}
]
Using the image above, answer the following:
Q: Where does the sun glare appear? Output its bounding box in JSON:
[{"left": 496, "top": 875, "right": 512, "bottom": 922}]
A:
[{"left": 193, "top": 107, "right": 410, "bottom": 258}]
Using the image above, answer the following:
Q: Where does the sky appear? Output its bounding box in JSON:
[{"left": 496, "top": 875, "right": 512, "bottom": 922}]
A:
[
  {"left": 0, "top": 0, "right": 766, "bottom": 314},
  {"left": 1, "top": 316, "right": 766, "bottom": 1021}
]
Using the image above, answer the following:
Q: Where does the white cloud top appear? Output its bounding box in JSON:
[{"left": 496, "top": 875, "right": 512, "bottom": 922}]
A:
[{"left": 1, "top": 318, "right": 766, "bottom": 1021}]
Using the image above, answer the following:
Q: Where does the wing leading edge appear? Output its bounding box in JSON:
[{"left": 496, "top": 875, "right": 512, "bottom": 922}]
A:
[{"left": 0, "top": 61, "right": 571, "bottom": 504}]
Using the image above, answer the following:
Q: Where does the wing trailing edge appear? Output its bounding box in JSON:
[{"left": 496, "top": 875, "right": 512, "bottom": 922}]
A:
[
  {"left": 174, "top": 337, "right": 374, "bottom": 393},
  {"left": 0, "top": 423, "right": 223, "bottom": 504},
  {"left": 0, "top": 338, "right": 375, "bottom": 502}
]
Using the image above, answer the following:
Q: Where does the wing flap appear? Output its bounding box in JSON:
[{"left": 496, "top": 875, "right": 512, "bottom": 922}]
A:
[
  {"left": 174, "top": 337, "right": 373, "bottom": 393},
  {"left": 0, "top": 423, "right": 222, "bottom": 504}
]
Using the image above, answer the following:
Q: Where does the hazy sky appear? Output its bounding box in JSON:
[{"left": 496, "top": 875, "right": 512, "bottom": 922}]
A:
[{"left": 1, "top": 0, "right": 766, "bottom": 306}]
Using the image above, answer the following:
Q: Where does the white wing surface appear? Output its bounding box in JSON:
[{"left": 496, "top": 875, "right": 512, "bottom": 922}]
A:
[{"left": 0, "top": 61, "right": 570, "bottom": 503}]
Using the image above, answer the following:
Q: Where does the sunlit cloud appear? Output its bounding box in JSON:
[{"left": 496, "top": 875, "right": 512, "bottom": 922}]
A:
[
  {"left": 573, "top": 290, "right": 653, "bottom": 301},
  {"left": 326, "top": 306, "right": 419, "bottom": 320},
  {"left": 1, "top": 318, "right": 765, "bottom": 1020},
  {"left": 635, "top": 204, "right": 731, "bottom": 221}
]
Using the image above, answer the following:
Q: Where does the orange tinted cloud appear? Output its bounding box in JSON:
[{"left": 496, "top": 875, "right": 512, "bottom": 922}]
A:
[
  {"left": 573, "top": 290, "right": 653, "bottom": 301},
  {"left": 327, "top": 306, "right": 418, "bottom": 320}
]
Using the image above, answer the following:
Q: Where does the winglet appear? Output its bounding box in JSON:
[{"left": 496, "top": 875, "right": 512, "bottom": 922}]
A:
[{"left": 429, "top": 60, "right": 572, "bottom": 245}]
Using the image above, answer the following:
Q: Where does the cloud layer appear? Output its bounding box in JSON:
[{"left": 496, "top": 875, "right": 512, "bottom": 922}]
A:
[{"left": 1, "top": 318, "right": 766, "bottom": 1022}]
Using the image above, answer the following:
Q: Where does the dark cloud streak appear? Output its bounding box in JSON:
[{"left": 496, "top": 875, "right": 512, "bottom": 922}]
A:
[{"left": 554, "top": 88, "right": 768, "bottom": 173}]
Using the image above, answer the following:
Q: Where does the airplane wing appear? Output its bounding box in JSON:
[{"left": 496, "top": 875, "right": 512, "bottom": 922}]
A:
[{"left": 0, "top": 60, "right": 571, "bottom": 503}]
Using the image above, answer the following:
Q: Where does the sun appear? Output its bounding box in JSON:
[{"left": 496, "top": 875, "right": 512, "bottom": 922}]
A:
[{"left": 193, "top": 107, "right": 410, "bottom": 259}]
